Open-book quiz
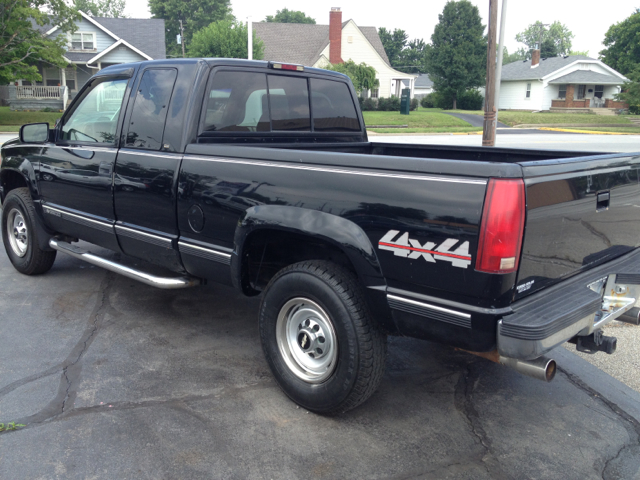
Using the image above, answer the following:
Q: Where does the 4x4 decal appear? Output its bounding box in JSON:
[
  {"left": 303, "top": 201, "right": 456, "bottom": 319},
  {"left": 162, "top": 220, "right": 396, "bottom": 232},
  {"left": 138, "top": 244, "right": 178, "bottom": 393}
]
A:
[{"left": 378, "top": 230, "right": 472, "bottom": 269}]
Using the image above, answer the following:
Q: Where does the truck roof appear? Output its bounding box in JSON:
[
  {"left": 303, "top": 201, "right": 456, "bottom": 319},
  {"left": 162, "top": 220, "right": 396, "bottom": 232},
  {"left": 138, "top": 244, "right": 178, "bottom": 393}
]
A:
[{"left": 98, "top": 58, "right": 350, "bottom": 82}]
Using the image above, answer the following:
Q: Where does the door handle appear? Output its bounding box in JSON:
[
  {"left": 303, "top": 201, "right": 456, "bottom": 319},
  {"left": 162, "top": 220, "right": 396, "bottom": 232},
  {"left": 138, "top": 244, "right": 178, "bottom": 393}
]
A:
[{"left": 596, "top": 191, "right": 610, "bottom": 211}]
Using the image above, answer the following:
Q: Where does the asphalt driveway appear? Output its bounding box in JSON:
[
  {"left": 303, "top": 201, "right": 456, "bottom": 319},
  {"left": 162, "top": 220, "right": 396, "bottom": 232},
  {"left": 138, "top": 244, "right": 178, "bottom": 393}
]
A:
[
  {"left": 444, "top": 112, "right": 510, "bottom": 128},
  {"left": 1, "top": 239, "right": 640, "bottom": 479}
]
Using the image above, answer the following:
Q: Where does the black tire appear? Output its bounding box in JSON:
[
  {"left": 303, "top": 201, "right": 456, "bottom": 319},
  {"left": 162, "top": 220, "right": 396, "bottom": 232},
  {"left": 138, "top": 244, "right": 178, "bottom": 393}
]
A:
[
  {"left": 1, "top": 188, "right": 56, "bottom": 275},
  {"left": 259, "top": 260, "right": 386, "bottom": 414}
]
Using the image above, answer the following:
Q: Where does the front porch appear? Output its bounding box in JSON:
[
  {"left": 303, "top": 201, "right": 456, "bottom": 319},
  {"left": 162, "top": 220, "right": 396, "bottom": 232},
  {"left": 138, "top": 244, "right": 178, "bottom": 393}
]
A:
[
  {"left": 549, "top": 83, "right": 627, "bottom": 111},
  {"left": 8, "top": 85, "right": 67, "bottom": 111}
]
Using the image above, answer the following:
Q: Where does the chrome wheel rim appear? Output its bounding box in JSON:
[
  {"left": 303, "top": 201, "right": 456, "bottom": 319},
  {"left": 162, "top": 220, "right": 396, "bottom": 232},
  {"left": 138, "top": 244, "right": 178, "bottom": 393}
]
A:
[
  {"left": 275, "top": 297, "right": 338, "bottom": 384},
  {"left": 6, "top": 208, "right": 28, "bottom": 258}
]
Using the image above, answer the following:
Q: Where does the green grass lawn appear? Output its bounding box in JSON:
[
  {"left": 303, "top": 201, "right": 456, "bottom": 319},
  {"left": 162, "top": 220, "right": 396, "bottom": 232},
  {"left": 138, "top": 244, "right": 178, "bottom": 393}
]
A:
[
  {"left": 496, "top": 112, "right": 633, "bottom": 126},
  {"left": 369, "top": 126, "right": 481, "bottom": 134},
  {"left": 0, "top": 106, "right": 62, "bottom": 131},
  {"left": 362, "top": 109, "right": 470, "bottom": 128}
]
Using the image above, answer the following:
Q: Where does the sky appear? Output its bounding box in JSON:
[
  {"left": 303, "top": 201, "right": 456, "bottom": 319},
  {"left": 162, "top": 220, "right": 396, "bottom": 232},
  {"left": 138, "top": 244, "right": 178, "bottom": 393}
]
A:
[{"left": 124, "top": 0, "right": 639, "bottom": 60}]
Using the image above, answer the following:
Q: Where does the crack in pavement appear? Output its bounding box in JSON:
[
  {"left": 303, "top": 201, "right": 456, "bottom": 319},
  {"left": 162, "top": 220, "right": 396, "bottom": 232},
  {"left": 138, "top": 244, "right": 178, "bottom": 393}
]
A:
[
  {"left": 453, "top": 360, "right": 511, "bottom": 480},
  {"left": 0, "top": 272, "right": 116, "bottom": 433},
  {"left": 0, "top": 381, "right": 276, "bottom": 436},
  {"left": 558, "top": 367, "right": 640, "bottom": 480}
]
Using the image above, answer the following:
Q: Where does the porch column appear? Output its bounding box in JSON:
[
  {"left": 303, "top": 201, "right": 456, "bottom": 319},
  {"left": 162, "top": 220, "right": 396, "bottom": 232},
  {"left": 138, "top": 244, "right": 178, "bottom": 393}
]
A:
[
  {"left": 565, "top": 85, "right": 575, "bottom": 107},
  {"left": 60, "top": 68, "right": 66, "bottom": 88}
]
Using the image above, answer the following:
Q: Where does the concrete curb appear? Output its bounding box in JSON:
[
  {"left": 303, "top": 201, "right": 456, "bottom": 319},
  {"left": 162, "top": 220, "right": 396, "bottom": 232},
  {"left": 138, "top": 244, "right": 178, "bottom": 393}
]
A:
[
  {"left": 514, "top": 123, "right": 636, "bottom": 128},
  {"left": 557, "top": 346, "right": 640, "bottom": 424},
  {"left": 538, "top": 127, "right": 639, "bottom": 135}
]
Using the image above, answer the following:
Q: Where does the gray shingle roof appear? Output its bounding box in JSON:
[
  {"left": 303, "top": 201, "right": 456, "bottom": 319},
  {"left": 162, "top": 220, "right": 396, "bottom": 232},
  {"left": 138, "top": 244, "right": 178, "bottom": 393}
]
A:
[
  {"left": 32, "top": 16, "right": 165, "bottom": 60},
  {"left": 64, "top": 52, "right": 96, "bottom": 62},
  {"left": 415, "top": 74, "right": 433, "bottom": 88},
  {"left": 501, "top": 55, "right": 597, "bottom": 81},
  {"left": 548, "top": 70, "right": 623, "bottom": 85},
  {"left": 92, "top": 17, "right": 166, "bottom": 60},
  {"left": 253, "top": 20, "right": 390, "bottom": 67}
]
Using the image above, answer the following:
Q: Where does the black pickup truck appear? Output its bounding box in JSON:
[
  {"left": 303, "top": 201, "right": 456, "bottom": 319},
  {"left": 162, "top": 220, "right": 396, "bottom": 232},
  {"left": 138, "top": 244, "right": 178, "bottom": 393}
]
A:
[{"left": 2, "top": 58, "right": 640, "bottom": 413}]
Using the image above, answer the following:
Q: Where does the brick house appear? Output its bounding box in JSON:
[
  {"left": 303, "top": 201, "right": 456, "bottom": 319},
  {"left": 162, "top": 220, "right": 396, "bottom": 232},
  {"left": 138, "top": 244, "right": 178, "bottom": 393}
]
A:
[
  {"left": 497, "top": 50, "right": 628, "bottom": 112},
  {"left": 253, "top": 8, "right": 416, "bottom": 99}
]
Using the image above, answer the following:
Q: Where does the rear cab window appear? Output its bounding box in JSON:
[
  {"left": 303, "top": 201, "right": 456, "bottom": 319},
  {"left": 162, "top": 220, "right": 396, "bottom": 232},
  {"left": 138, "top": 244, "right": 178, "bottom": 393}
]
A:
[{"left": 199, "top": 68, "right": 361, "bottom": 136}]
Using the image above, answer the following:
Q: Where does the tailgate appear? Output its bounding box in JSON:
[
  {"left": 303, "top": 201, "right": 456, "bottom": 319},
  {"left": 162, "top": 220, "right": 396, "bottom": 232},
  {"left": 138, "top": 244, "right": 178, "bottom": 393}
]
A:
[{"left": 515, "top": 152, "right": 640, "bottom": 300}]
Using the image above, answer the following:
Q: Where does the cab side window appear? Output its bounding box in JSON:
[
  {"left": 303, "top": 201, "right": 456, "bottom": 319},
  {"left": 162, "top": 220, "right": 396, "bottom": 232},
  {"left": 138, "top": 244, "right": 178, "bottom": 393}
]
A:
[
  {"left": 61, "top": 77, "right": 128, "bottom": 144},
  {"left": 125, "top": 69, "right": 178, "bottom": 150}
]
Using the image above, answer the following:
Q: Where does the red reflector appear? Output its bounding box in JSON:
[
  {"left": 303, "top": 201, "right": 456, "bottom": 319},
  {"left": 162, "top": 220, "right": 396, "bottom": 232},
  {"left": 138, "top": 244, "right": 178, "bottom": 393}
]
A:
[{"left": 475, "top": 178, "right": 525, "bottom": 274}]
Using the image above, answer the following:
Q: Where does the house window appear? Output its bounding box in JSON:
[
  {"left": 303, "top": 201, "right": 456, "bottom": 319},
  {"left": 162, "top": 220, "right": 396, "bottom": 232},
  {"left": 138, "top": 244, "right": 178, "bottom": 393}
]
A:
[
  {"left": 594, "top": 85, "right": 604, "bottom": 99},
  {"left": 371, "top": 88, "right": 379, "bottom": 99},
  {"left": 525, "top": 83, "right": 531, "bottom": 98},
  {"left": 577, "top": 85, "right": 586, "bottom": 99},
  {"left": 558, "top": 84, "right": 567, "bottom": 99},
  {"left": 71, "top": 33, "right": 95, "bottom": 50}
]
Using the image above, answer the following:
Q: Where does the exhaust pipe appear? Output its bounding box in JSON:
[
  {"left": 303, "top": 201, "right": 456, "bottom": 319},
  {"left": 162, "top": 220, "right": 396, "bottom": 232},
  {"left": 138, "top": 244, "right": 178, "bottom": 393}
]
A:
[
  {"left": 459, "top": 349, "right": 556, "bottom": 382},
  {"left": 617, "top": 307, "right": 640, "bottom": 325},
  {"left": 499, "top": 355, "right": 556, "bottom": 382}
]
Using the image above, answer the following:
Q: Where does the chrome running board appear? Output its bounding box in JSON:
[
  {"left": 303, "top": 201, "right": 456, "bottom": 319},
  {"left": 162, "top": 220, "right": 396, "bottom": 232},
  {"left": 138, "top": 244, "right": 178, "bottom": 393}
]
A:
[{"left": 49, "top": 238, "right": 201, "bottom": 289}]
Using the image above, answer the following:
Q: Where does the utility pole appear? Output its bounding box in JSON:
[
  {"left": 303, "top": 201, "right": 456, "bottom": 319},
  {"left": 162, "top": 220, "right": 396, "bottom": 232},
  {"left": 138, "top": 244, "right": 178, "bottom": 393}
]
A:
[
  {"left": 482, "top": 0, "right": 499, "bottom": 147},
  {"left": 494, "top": 0, "right": 508, "bottom": 124},
  {"left": 179, "top": 20, "right": 185, "bottom": 58},
  {"left": 247, "top": 16, "right": 253, "bottom": 60}
]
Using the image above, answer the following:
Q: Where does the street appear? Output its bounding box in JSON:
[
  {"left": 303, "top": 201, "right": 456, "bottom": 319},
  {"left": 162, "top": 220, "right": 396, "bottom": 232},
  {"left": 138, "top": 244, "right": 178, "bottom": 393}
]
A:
[{"left": 1, "top": 132, "right": 640, "bottom": 479}]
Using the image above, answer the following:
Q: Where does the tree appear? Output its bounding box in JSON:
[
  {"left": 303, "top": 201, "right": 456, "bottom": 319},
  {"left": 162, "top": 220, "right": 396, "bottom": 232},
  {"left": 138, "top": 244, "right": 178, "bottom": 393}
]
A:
[
  {"left": 265, "top": 8, "right": 315, "bottom": 24},
  {"left": 568, "top": 49, "right": 589, "bottom": 56},
  {"left": 378, "top": 27, "right": 408, "bottom": 68},
  {"left": 378, "top": 28, "right": 428, "bottom": 73},
  {"left": 149, "top": 0, "right": 231, "bottom": 57},
  {"left": 324, "top": 60, "right": 379, "bottom": 95},
  {"left": 502, "top": 47, "right": 527, "bottom": 65},
  {"left": 398, "top": 39, "right": 427, "bottom": 74},
  {"left": 73, "top": 0, "right": 126, "bottom": 17},
  {"left": 423, "top": 0, "right": 486, "bottom": 110},
  {"left": 0, "top": 0, "right": 79, "bottom": 84},
  {"left": 600, "top": 10, "right": 640, "bottom": 76},
  {"left": 188, "top": 19, "right": 264, "bottom": 60},
  {"left": 515, "top": 21, "right": 574, "bottom": 59},
  {"left": 615, "top": 66, "right": 640, "bottom": 113}
]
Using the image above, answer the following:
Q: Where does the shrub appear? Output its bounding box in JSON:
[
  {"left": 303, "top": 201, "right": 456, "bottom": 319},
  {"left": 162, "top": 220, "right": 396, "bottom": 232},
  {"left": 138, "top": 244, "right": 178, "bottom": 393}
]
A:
[
  {"left": 420, "top": 94, "right": 435, "bottom": 108},
  {"left": 376, "top": 97, "right": 390, "bottom": 111},
  {"left": 457, "top": 90, "right": 484, "bottom": 110},
  {"left": 361, "top": 97, "right": 378, "bottom": 111},
  {"left": 410, "top": 98, "right": 418, "bottom": 111},
  {"left": 629, "top": 105, "right": 640, "bottom": 115}
]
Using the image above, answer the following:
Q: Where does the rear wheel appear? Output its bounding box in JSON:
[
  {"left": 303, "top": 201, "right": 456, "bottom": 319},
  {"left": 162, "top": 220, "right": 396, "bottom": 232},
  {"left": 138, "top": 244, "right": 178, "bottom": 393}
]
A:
[
  {"left": 259, "top": 260, "right": 386, "bottom": 414},
  {"left": 1, "top": 188, "right": 56, "bottom": 275}
]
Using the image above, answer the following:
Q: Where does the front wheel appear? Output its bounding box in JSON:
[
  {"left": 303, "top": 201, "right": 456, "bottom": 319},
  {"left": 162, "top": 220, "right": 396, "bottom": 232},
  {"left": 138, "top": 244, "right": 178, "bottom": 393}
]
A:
[
  {"left": 259, "top": 261, "right": 386, "bottom": 414},
  {"left": 1, "top": 188, "right": 56, "bottom": 275}
]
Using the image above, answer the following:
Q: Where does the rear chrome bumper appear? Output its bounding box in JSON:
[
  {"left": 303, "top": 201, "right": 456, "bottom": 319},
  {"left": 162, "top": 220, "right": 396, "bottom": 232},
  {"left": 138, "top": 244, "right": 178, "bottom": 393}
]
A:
[{"left": 498, "top": 250, "right": 640, "bottom": 360}]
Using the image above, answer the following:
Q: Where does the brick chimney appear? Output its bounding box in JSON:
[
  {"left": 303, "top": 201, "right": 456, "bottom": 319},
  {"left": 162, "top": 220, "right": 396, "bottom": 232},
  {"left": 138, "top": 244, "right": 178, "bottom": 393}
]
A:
[
  {"left": 531, "top": 49, "right": 540, "bottom": 67},
  {"left": 329, "top": 7, "right": 343, "bottom": 64}
]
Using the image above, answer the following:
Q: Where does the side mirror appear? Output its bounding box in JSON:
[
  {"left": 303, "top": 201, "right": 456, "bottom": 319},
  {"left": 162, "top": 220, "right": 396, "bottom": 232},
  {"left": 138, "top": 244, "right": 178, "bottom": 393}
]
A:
[{"left": 19, "top": 123, "right": 49, "bottom": 144}]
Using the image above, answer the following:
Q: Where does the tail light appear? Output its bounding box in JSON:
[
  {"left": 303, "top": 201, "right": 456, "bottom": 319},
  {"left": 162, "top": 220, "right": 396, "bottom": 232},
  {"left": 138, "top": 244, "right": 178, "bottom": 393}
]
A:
[{"left": 475, "top": 178, "right": 525, "bottom": 274}]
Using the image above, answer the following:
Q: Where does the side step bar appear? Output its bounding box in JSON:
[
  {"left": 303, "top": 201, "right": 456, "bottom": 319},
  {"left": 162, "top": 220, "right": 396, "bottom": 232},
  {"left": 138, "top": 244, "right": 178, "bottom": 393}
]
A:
[{"left": 49, "top": 238, "right": 201, "bottom": 289}]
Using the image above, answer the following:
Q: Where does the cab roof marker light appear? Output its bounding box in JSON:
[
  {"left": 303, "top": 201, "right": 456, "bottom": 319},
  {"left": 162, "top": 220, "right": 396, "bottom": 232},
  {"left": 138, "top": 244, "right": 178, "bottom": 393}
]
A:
[
  {"left": 475, "top": 178, "right": 526, "bottom": 275},
  {"left": 269, "top": 62, "right": 304, "bottom": 72}
]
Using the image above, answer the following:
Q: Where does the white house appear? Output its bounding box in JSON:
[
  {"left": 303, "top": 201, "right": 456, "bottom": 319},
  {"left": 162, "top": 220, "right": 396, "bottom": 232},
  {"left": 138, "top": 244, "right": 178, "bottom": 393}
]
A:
[
  {"left": 414, "top": 74, "right": 434, "bottom": 99},
  {"left": 10, "top": 12, "right": 165, "bottom": 110},
  {"left": 253, "top": 8, "right": 416, "bottom": 98},
  {"left": 498, "top": 51, "right": 628, "bottom": 111}
]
